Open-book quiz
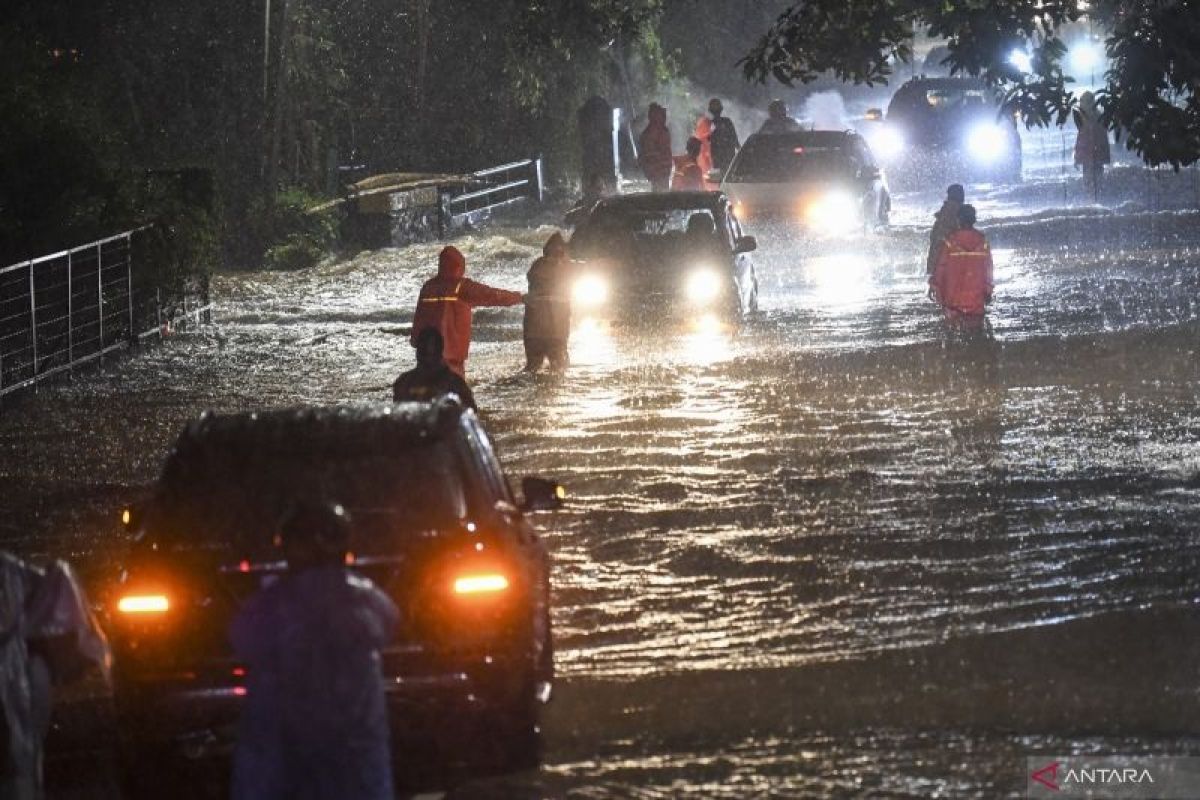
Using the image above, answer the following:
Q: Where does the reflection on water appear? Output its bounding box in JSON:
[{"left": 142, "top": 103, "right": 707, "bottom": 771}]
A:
[{"left": 4, "top": 193, "right": 1200, "bottom": 795}]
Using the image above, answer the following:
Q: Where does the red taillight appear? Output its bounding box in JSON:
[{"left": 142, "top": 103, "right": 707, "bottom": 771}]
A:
[
  {"left": 453, "top": 573, "right": 509, "bottom": 596},
  {"left": 117, "top": 594, "right": 170, "bottom": 614}
]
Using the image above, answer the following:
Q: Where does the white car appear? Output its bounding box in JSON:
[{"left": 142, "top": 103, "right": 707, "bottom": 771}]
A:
[{"left": 719, "top": 130, "right": 891, "bottom": 235}]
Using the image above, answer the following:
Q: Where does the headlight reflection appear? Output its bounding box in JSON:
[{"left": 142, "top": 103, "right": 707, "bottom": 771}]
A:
[
  {"left": 685, "top": 269, "right": 723, "bottom": 306},
  {"left": 967, "top": 123, "right": 1008, "bottom": 163},
  {"left": 805, "top": 191, "right": 859, "bottom": 236},
  {"left": 572, "top": 274, "right": 609, "bottom": 308}
]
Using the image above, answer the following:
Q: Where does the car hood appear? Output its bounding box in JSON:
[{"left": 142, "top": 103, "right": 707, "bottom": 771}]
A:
[{"left": 723, "top": 180, "right": 867, "bottom": 213}]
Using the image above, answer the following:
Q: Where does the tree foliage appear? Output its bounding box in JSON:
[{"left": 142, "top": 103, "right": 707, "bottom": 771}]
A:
[{"left": 742, "top": 0, "right": 1200, "bottom": 169}]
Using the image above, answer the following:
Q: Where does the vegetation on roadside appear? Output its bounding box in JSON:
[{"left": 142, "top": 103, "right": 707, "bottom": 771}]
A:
[{"left": 6, "top": 0, "right": 1198, "bottom": 276}]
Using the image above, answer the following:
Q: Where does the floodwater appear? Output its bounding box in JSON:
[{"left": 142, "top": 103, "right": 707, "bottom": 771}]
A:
[{"left": 2, "top": 165, "right": 1200, "bottom": 798}]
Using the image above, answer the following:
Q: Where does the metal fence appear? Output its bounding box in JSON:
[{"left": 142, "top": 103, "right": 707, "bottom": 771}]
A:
[
  {"left": 442, "top": 157, "right": 544, "bottom": 233},
  {"left": 0, "top": 227, "right": 210, "bottom": 398}
]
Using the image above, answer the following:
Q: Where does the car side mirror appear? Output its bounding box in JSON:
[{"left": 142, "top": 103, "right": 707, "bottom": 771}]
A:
[
  {"left": 865, "top": 108, "right": 884, "bottom": 121},
  {"left": 734, "top": 235, "right": 757, "bottom": 254},
  {"left": 520, "top": 477, "right": 565, "bottom": 513},
  {"left": 706, "top": 169, "right": 724, "bottom": 184}
]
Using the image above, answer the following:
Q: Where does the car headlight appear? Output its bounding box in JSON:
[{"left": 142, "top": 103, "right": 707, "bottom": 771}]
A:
[
  {"left": 805, "top": 190, "right": 859, "bottom": 234},
  {"left": 572, "top": 274, "right": 608, "bottom": 308},
  {"left": 685, "top": 269, "right": 723, "bottom": 305},
  {"left": 967, "top": 123, "right": 1008, "bottom": 162},
  {"left": 870, "top": 125, "right": 905, "bottom": 160}
]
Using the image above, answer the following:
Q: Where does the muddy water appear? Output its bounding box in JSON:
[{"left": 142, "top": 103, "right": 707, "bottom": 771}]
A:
[{"left": 3, "top": 179, "right": 1200, "bottom": 797}]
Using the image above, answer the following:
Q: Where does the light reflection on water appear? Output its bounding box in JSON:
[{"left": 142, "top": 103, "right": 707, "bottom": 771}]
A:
[{"left": 3, "top": 190, "right": 1200, "bottom": 794}]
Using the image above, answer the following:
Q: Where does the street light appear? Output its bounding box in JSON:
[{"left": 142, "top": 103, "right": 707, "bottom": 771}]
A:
[
  {"left": 1008, "top": 49, "right": 1033, "bottom": 74},
  {"left": 1069, "top": 42, "right": 1102, "bottom": 83}
]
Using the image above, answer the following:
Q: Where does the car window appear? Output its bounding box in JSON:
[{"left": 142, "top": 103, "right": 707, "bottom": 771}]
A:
[
  {"left": 572, "top": 206, "right": 724, "bottom": 266},
  {"left": 727, "top": 138, "right": 857, "bottom": 183},
  {"left": 461, "top": 416, "right": 512, "bottom": 505},
  {"left": 150, "top": 440, "right": 467, "bottom": 557}
]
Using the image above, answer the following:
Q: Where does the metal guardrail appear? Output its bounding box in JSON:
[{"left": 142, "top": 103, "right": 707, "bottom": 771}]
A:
[
  {"left": 0, "top": 227, "right": 211, "bottom": 398},
  {"left": 441, "top": 157, "right": 544, "bottom": 234}
]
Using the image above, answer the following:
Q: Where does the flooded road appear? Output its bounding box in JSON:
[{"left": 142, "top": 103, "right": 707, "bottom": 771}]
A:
[{"left": 3, "top": 168, "right": 1200, "bottom": 797}]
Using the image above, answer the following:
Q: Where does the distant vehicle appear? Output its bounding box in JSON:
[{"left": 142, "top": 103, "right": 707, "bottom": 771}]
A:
[
  {"left": 109, "top": 400, "right": 562, "bottom": 795},
  {"left": 568, "top": 191, "right": 759, "bottom": 326},
  {"left": 862, "top": 76, "right": 1023, "bottom": 185},
  {"left": 718, "top": 130, "right": 891, "bottom": 234}
]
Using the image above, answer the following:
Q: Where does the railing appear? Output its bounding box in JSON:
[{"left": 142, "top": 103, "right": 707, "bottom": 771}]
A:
[
  {"left": 0, "top": 227, "right": 210, "bottom": 398},
  {"left": 442, "top": 157, "right": 544, "bottom": 233}
]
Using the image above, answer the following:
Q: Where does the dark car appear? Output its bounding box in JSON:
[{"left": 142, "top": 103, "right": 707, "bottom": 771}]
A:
[
  {"left": 567, "top": 191, "right": 759, "bottom": 326},
  {"left": 108, "top": 399, "right": 561, "bottom": 795},
  {"left": 719, "top": 130, "right": 891, "bottom": 233},
  {"left": 862, "top": 76, "right": 1023, "bottom": 185}
]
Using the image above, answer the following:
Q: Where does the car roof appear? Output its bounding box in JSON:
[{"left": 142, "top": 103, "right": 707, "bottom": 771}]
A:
[
  {"left": 594, "top": 191, "right": 728, "bottom": 213},
  {"left": 743, "top": 130, "right": 863, "bottom": 148},
  {"left": 169, "top": 401, "right": 467, "bottom": 465},
  {"left": 898, "top": 76, "right": 988, "bottom": 90}
]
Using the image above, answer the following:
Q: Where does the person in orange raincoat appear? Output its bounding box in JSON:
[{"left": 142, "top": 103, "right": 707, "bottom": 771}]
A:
[
  {"left": 930, "top": 204, "right": 993, "bottom": 323},
  {"left": 410, "top": 245, "right": 524, "bottom": 378},
  {"left": 694, "top": 112, "right": 714, "bottom": 179},
  {"left": 671, "top": 137, "right": 705, "bottom": 191}
]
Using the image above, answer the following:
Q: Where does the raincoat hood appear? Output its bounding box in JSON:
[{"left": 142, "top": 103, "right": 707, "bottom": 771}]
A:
[
  {"left": 438, "top": 246, "right": 466, "bottom": 279},
  {"left": 648, "top": 103, "right": 667, "bottom": 127},
  {"left": 542, "top": 232, "right": 566, "bottom": 257}
]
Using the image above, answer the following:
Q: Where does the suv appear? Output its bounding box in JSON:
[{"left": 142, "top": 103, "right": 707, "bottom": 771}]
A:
[
  {"left": 862, "top": 76, "right": 1023, "bottom": 185},
  {"left": 108, "top": 399, "right": 561, "bottom": 794}
]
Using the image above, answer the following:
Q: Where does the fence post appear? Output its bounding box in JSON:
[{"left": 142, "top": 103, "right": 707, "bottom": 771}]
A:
[
  {"left": 126, "top": 234, "right": 135, "bottom": 345},
  {"left": 436, "top": 189, "right": 450, "bottom": 239},
  {"left": 96, "top": 242, "right": 104, "bottom": 359},
  {"left": 67, "top": 251, "right": 74, "bottom": 367},
  {"left": 156, "top": 288, "right": 162, "bottom": 338},
  {"left": 533, "top": 156, "right": 544, "bottom": 204},
  {"left": 28, "top": 262, "right": 38, "bottom": 378}
]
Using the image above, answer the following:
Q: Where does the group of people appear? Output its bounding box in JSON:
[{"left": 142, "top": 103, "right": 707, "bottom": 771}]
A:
[
  {"left": 637, "top": 97, "right": 740, "bottom": 192},
  {"left": 393, "top": 234, "right": 575, "bottom": 409},
  {"left": 636, "top": 97, "right": 803, "bottom": 192},
  {"left": 927, "top": 183, "right": 995, "bottom": 326}
]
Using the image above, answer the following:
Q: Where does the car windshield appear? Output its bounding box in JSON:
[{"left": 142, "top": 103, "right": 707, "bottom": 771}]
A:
[
  {"left": 727, "top": 139, "right": 857, "bottom": 183},
  {"left": 922, "top": 87, "right": 990, "bottom": 111},
  {"left": 572, "top": 206, "right": 724, "bottom": 267},
  {"left": 149, "top": 440, "right": 467, "bottom": 559}
]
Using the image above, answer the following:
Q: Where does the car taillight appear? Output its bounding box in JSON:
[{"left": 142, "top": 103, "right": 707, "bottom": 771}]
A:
[
  {"left": 117, "top": 594, "right": 170, "bottom": 614},
  {"left": 453, "top": 573, "right": 510, "bottom": 596}
]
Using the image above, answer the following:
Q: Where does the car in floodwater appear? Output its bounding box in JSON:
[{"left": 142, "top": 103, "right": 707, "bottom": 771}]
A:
[
  {"left": 567, "top": 191, "right": 759, "bottom": 328},
  {"left": 718, "top": 130, "right": 891, "bottom": 234},
  {"left": 107, "top": 399, "right": 562, "bottom": 795},
  {"left": 861, "top": 76, "right": 1023, "bottom": 185}
]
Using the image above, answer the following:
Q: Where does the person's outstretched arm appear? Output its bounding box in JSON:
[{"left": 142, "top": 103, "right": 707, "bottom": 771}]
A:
[{"left": 460, "top": 279, "right": 523, "bottom": 308}]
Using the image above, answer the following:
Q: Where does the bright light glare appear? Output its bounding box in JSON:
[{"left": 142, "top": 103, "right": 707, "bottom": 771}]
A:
[
  {"left": 453, "top": 574, "right": 509, "bottom": 595},
  {"left": 118, "top": 594, "right": 169, "bottom": 614},
  {"left": 1008, "top": 49, "right": 1032, "bottom": 73},
  {"left": 967, "top": 123, "right": 1008, "bottom": 162},
  {"left": 807, "top": 254, "right": 872, "bottom": 306},
  {"left": 685, "top": 269, "right": 722, "bottom": 305},
  {"left": 1069, "top": 42, "right": 1101, "bottom": 74},
  {"left": 805, "top": 191, "right": 859, "bottom": 235},
  {"left": 870, "top": 126, "right": 905, "bottom": 160},
  {"left": 572, "top": 274, "right": 608, "bottom": 308}
]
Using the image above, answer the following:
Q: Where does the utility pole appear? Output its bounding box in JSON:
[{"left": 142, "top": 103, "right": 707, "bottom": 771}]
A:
[
  {"left": 264, "top": 0, "right": 293, "bottom": 195},
  {"left": 263, "top": 0, "right": 271, "bottom": 101}
]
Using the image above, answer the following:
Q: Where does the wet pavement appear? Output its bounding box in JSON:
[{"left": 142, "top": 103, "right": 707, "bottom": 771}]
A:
[{"left": 3, "top": 165, "right": 1200, "bottom": 797}]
